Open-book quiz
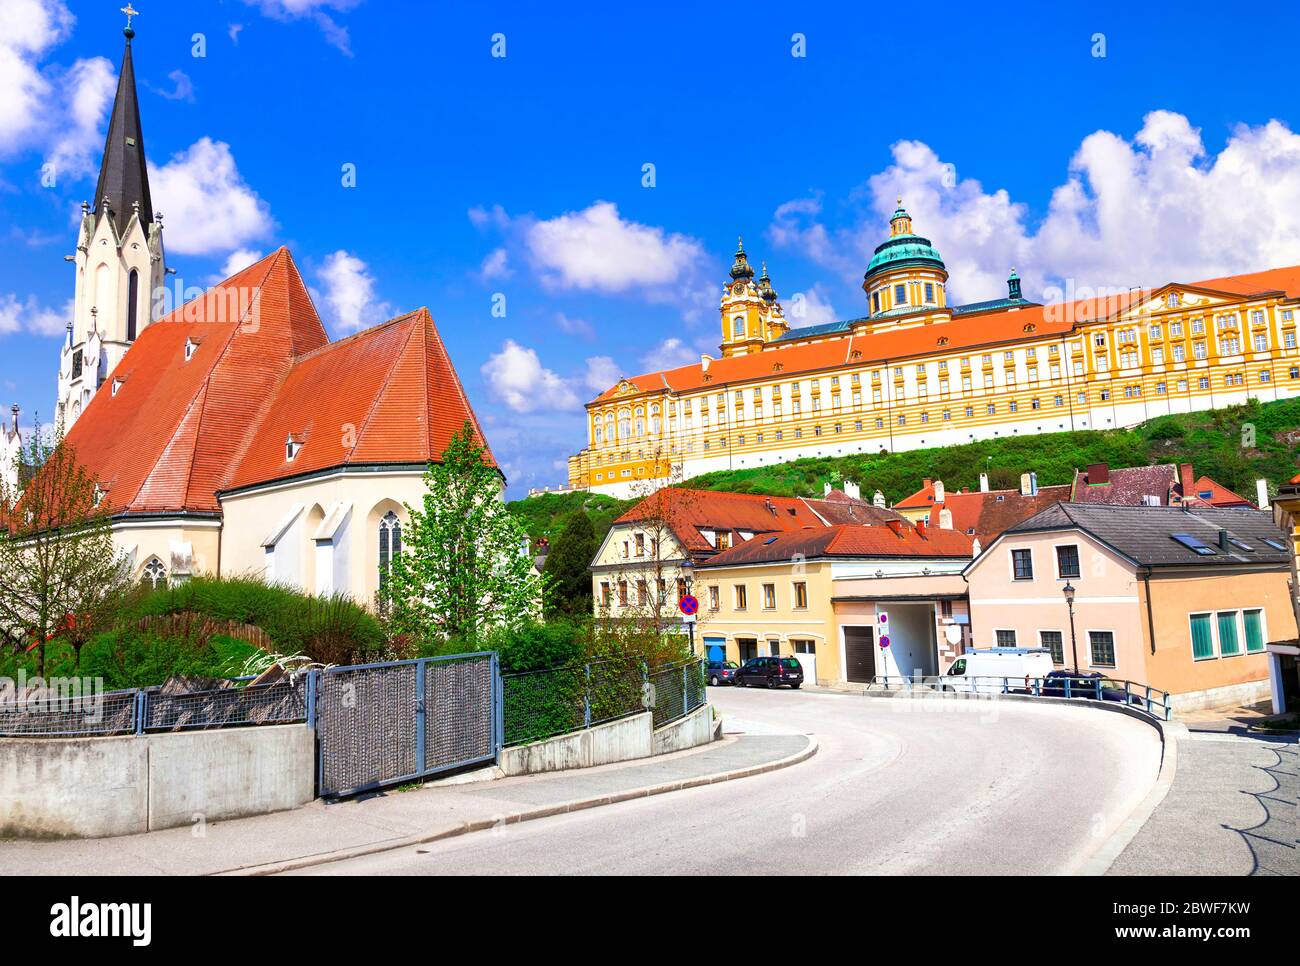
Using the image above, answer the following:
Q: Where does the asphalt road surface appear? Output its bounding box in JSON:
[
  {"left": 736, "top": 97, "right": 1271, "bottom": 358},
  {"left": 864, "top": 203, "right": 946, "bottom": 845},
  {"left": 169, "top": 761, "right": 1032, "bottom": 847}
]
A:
[{"left": 292, "top": 686, "right": 1162, "bottom": 875}]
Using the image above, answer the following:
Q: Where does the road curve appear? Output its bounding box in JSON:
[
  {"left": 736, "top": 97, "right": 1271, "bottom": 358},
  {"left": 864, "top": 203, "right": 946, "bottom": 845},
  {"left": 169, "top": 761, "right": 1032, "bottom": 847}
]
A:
[{"left": 290, "top": 687, "right": 1162, "bottom": 875}]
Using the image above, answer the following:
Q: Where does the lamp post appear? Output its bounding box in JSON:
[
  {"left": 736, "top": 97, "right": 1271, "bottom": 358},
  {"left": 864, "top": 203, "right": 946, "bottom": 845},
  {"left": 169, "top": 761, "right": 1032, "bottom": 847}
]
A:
[{"left": 1063, "top": 581, "right": 1080, "bottom": 670}]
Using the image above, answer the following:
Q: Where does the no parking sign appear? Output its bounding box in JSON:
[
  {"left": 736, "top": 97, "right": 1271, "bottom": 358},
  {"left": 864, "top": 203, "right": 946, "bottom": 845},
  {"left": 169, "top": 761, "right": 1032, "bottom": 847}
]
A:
[{"left": 878, "top": 610, "right": 890, "bottom": 648}]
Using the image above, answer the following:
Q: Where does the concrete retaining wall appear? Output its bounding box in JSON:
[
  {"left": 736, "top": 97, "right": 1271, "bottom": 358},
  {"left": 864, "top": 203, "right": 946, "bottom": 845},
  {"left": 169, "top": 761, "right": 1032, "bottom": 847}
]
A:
[
  {"left": 500, "top": 704, "right": 718, "bottom": 777},
  {"left": 0, "top": 724, "right": 315, "bottom": 839},
  {"left": 652, "top": 703, "right": 715, "bottom": 755},
  {"left": 1167, "top": 677, "right": 1271, "bottom": 713}
]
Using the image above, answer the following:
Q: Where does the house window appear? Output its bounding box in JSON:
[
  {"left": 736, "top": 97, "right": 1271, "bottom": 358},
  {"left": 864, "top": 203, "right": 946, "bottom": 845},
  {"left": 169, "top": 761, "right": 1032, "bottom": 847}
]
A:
[
  {"left": 618, "top": 580, "right": 629, "bottom": 606},
  {"left": 894, "top": 283, "right": 906, "bottom": 304},
  {"left": 1040, "top": 630, "right": 1064, "bottom": 665},
  {"left": 1190, "top": 613, "right": 1214, "bottom": 660},
  {"left": 708, "top": 585, "right": 720, "bottom": 611},
  {"left": 762, "top": 583, "right": 776, "bottom": 609},
  {"left": 1216, "top": 611, "right": 1240, "bottom": 656},
  {"left": 601, "top": 581, "right": 611, "bottom": 607},
  {"left": 734, "top": 585, "right": 747, "bottom": 610},
  {"left": 635, "top": 533, "right": 645, "bottom": 557},
  {"left": 793, "top": 581, "right": 807, "bottom": 608},
  {"left": 1089, "top": 631, "right": 1116, "bottom": 667},
  {"left": 637, "top": 579, "right": 648, "bottom": 606},
  {"left": 378, "top": 510, "right": 402, "bottom": 600},
  {"left": 1011, "top": 549, "right": 1033, "bottom": 580},
  {"left": 924, "top": 282, "right": 934, "bottom": 303},
  {"left": 1055, "top": 545, "right": 1081, "bottom": 579},
  {"left": 1244, "top": 609, "right": 1265, "bottom": 653},
  {"left": 995, "top": 629, "right": 1017, "bottom": 647},
  {"left": 286, "top": 436, "right": 303, "bottom": 461},
  {"left": 142, "top": 557, "right": 168, "bottom": 590}
]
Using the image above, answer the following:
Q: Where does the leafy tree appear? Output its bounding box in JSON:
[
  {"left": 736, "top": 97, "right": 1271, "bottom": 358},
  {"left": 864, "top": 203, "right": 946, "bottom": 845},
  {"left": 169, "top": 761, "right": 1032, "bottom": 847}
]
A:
[
  {"left": 382, "top": 421, "right": 548, "bottom": 643},
  {"left": 0, "top": 420, "right": 133, "bottom": 676},
  {"left": 543, "top": 509, "right": 597, "bottom": 617}
]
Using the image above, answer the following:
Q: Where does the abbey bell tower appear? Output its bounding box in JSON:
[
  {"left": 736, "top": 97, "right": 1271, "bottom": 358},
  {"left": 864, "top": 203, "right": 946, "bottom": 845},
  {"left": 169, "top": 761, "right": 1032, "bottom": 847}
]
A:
[{"left": 58, "top": 8, "right": 167, "bottom": 429}]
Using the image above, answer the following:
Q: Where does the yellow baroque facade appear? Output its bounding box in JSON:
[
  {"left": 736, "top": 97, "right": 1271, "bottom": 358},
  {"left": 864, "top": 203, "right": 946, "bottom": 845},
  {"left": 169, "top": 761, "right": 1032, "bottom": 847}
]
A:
[{"left": 569, "top": 205, "right": 1300, "bottom": 498}]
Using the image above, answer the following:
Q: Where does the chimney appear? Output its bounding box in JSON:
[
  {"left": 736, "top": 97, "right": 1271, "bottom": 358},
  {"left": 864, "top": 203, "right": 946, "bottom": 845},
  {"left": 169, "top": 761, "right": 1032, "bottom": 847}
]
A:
[
  {"left": 915, "top": 519, "right": 927, "bottom": 539},
  {"left": 1029, "top": 472, "right": 1038, "bottom": 496},
  {"left": 873, "top": 489, "right": 886, "bottom": 508},
  {"left": 1256, "top": 479, "right": 1269, "bottom": 510},
  {"left": 1218, "top": 529, "right": 1230, "bottom": 551},
  {"left": 8, "top": 404, "right": 16, "bottom": 436},
  {"left": 938, "top": 507, "right": 953, "bottom": 529},
  {"left": 979, "top": 472, "right": 989, "bottom": 493},
  {"left": 765, "top": 497, "right": 776, "bottom": 516},
  {"left": 1019, "top": 472, "right": 1032, "bottom": 496},
  {"left": 1178, "top": 463, "right": 1195, "bottom": 501},
  {"left": 844, "top": 480, "right": 861, "bottom": 500},
  {"left": 1087, "top": 462, "right": 1109, "bottom": 485},
  {"left": 700, "top": 354, "right": 712, "bottom": 372},
  {"left": 824, "top": 482, "right": 833, "bottom": 497},
  {"left": 933, "top": 480, "right": 945, "bottom": 504},
  {"left": 972, "top": 537, "right": 982, "bottom": 555},
  {"left": 886, "top": 519, "right": 904, "bottom": 538}
]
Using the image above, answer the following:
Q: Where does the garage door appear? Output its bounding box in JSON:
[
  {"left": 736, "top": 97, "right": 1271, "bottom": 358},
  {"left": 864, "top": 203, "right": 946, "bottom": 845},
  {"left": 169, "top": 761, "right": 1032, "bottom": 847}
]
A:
[{"left": 843, "top": 627, "right": 877, "bottom": 683}]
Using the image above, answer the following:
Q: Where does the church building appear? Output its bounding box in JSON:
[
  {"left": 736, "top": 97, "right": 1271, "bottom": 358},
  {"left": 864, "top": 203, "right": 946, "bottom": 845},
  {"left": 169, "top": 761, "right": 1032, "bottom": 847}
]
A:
[
  {"left": 570, "top": 205, "right": 1300, "bottom": 498},
  {"left": 43, "top": 22, "right": 495, "bottom": 604}
]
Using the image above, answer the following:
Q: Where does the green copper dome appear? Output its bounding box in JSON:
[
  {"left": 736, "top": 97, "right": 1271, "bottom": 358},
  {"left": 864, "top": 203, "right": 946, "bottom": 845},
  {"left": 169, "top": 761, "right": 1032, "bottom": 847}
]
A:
[{"left": 864, "top": 233, "right": 946, "bottom": 282}]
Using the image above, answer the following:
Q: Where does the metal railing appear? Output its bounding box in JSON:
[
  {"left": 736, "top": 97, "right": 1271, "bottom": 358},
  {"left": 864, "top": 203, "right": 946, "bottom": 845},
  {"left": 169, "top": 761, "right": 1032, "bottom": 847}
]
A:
[
  {"left": 502, "top": 656, "right": 707, "bottom": 746},
  {"left": 862, "top": 673, "right": 1172, "bottom": 720}
]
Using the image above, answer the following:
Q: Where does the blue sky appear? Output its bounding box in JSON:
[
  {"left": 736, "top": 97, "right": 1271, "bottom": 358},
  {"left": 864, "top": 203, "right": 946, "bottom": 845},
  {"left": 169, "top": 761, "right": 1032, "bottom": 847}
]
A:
[{"left": 4, "top": 0, "right": 1300, "bottom": 495}]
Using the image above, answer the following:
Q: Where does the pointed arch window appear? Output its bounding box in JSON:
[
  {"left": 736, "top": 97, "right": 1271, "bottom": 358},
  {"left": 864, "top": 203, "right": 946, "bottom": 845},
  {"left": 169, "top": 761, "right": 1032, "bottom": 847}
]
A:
[
  {"left": 143, "top": 557, "right": 167, "bottom": 590},
  {"left": 378, "top": 510, "right": 403, "bottom": 600},
  {"left": 127, "top": 269, "right": 139, "bottom": 341}
]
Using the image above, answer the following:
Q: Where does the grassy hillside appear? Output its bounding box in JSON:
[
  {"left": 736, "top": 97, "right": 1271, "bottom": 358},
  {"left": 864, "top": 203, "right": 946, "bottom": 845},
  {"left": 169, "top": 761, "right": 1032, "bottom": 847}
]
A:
[
  {"left": 509, "top": 398, "right": 1300, "bottom": 542},
  {"left": 687, "top": 397, "right": 1300, "bottom": 504}
]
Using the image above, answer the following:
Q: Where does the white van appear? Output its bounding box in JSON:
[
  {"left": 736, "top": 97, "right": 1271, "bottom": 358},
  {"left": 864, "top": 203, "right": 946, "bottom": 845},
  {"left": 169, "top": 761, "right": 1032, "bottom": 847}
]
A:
[{"left": 942, "top": 647, "right": 1054, "bottom": 694}]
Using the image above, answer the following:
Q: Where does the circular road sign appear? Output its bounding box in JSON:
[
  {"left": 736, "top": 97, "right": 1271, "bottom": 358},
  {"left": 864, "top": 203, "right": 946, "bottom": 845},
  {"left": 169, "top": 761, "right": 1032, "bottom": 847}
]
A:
[
  {"left": 879, "top": 634, "right": 891, "bottom": 649},
  {"left": 678, "top": 595, "right": 699, "bottom": 616}
]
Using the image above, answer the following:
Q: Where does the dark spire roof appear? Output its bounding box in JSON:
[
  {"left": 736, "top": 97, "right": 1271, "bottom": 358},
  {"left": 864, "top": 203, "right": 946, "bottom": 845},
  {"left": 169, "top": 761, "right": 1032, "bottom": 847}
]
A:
[{"left": 93, "top": 29, "right": 153, "bottom": 233}]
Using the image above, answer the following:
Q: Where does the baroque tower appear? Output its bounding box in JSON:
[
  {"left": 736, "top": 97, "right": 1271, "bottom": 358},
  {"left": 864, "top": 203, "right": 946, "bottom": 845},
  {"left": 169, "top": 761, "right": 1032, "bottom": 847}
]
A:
[
  {"left": 718, "top": 238, "right": 788, "bottom": 357},
  {"left": 58, "top": 15, "right": 166, "bottom": 429}
]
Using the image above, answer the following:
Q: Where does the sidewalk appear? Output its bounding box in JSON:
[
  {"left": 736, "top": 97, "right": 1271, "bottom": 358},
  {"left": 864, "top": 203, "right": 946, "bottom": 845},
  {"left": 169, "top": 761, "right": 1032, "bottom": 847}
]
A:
[
  {"left": 1107, "top": 728, "right": 1297, "bottom": 876},
  {"left": 0, "top": 732, "right": 814, "bottom": 876}
]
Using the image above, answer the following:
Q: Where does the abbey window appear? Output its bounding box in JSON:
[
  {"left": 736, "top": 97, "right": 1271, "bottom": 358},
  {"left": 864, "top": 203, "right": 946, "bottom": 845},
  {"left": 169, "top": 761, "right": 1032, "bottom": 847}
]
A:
[
  {"left": 378, "top": 511, "right": 403, "bottom": 605},
  {"left": 142, "top": 557, "right": 167, "bottom": 590}
]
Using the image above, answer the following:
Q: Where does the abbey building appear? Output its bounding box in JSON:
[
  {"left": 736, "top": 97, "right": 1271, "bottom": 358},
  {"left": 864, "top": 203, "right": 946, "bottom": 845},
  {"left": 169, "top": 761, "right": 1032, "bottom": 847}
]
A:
[{"left": 569, "top": 203, "right": 1300, "bottom": 497}]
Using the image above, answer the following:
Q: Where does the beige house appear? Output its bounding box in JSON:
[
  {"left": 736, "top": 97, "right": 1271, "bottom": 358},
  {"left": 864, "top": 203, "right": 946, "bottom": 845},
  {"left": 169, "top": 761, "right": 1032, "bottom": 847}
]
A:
[
  {"left": 1267, "top": 471, "right": 1300, "bottom": 713},
  {"left": 964, "top": 503, "right": 1297, "bottom": 711},
  {"left": 695, "top": 520, "right": 975, "bottom": 686}
]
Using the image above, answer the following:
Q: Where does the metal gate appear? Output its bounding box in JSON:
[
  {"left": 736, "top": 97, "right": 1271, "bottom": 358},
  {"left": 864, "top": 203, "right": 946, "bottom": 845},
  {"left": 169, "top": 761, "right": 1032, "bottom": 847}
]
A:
[{"left": 314, "top": 652, "right": 500, "bottom": 797}]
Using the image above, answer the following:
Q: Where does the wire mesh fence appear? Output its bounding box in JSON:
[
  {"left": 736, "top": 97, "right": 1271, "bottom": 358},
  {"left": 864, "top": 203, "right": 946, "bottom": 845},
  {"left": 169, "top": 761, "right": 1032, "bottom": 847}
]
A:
[
  {"left": 0, "top": 685, "right": 140, "bottom": 736},
  {"left": 502, "top": 657, "right": 707, "bottom": 746},
  {"left": 143, "top": 677, "right": 308, "bottom": 731}
]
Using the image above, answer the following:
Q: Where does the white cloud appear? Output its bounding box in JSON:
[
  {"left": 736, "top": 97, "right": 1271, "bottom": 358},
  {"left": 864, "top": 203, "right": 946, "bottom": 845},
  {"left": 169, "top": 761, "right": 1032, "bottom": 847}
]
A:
[
  {"left": 317, "top": 250, "right": 390, "bottom": 332},
  {"left": 525, "top": 201, "right": 708, "bottom": 296},
  {"left": 150, "top": 138, "right": 274, "bottom": 256},
  {"left": 43, "top": 55, "right": 115, "bottom": 183},
  {"left": 211, "top": 248, "right": 263, "bottom": 283},
  {"left": 481, "top": 340, "right": 580, "bottom": 414},
  {"left": 770, "top": 111, "right": 1300, "bottom": 306},
  {"left": 228, "top": 24, "right": 244, "bottom": 45},
  {"left": 639, "top": 337, "right": 701, "bottom": 372},
  {"left": 0, "top": 293, "right": 69, "bottom": 337},
  {"left": 555, "top": 312, "right": 594, "bottom": 339},
  {"left": 581, "top": 355, "right": 619, "bottom": 394},
  {"left": 476, "top": 247, "right": 511, "bottom": 282},
  {"left": 147, "top": 68, "right": 195, "bottom": 103},
  {"left": 0, "top": 0, "right": 74, "bottom": 151},
  {"left": 784, "top": 284, "right": 838, "bottom": 328},
  {"left": 242, "top": 0, "right": 358, "bottom": 55}
]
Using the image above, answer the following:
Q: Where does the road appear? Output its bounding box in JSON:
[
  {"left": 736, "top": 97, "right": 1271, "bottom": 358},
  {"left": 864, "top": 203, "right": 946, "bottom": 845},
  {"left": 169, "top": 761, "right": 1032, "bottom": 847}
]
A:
[{"left": 290, "top": 686, "right": 1162, "bottom": 875}]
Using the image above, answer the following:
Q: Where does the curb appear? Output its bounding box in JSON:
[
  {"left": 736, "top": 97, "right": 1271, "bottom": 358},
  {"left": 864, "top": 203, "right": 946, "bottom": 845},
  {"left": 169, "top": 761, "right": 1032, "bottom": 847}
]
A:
[
  {"left": 1072, "top": 719, "right": 1183, "bottom": 876},
  {"left": 215, "top": 734, "right": 819, "bottom": 876}
]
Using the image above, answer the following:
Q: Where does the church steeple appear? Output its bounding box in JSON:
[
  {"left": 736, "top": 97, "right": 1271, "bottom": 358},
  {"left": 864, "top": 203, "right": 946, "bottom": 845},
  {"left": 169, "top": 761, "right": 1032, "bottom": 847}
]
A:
[{"left": 93, "top": 12, "right": 153, "bottom": 234}]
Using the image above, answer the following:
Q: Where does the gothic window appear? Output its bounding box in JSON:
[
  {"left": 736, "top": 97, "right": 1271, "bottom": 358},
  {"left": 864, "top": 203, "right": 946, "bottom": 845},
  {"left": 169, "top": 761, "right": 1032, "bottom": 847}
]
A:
[
  {"left": 143, "top": 557, "right": 167, "bottom": 590},
  {"left": 378, "top": 511, "right": 403, "bottom": 602},
  {"left": 127, "top": 269, "right": 139, "bottom": 341}
]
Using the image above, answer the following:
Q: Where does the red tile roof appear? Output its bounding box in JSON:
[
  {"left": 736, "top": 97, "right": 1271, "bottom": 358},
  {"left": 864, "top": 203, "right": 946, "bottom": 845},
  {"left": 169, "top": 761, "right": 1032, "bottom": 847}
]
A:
[
  {"left": 1072, "top": 464, "right": 1177, "bottom": 505},
  {"left": 698, "top": 521, "right": 974, "bottom": 567},
  {"left": 922, "top": 486, "right": 1071, "bottom": 544},
  {"left": 590, "top": 263, "right": 1300, "bottom": 404},
  {"left": 61, "top": 248, "right": 491, "bottom": 515},
  {"left": 615, "top": 488, "right": 824, "bottom": 554},
  {"left": 1184, "top": 475, "right": 1254, "bottom": 508}
]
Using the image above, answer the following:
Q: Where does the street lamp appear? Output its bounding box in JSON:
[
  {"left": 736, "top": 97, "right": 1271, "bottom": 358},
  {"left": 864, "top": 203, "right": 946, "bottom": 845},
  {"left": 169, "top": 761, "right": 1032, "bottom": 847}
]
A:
[{"left": 1062, "top": 581, "right": 1080, "bottom": 670}]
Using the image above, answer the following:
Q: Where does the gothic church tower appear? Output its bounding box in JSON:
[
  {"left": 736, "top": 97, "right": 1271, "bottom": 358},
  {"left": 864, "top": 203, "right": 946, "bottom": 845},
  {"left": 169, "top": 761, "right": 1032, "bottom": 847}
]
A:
[{"left": 58, "top": 15, "right": 166, "bottom": 428}]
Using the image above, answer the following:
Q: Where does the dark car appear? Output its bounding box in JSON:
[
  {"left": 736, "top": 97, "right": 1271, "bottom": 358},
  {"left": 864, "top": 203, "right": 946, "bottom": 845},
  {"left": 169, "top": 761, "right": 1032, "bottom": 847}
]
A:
[
  {"left": 1041, "top": 670, "right": 1145, "bottom": 705},
  {"left": 733, "top": 656, "right": 804, "bottom": 689},
  {"left": 707, "top": 661, "right": 738, "bottom": 686}
]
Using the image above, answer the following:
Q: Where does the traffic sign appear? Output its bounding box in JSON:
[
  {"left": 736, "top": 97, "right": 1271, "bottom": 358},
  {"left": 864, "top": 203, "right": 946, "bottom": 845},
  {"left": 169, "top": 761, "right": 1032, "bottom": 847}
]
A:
[
  {"left": 678, "top": 595, "right": 699, "bottom": 616},
  {"left": 879, "top": 634, "right": 891, "bottom": 649},
  {"left": 878, "top": 611, "right": 889, "bottom": 624}
]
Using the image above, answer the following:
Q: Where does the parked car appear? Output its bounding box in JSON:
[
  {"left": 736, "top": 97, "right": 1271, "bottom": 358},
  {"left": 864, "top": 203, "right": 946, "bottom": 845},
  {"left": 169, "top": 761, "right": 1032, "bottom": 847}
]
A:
[
  {"left": 1041, "top": 670, "right": 1146, "bottom": 705},
  {"left": 942, "top": 647, "right": 1055, "bottom": 693},
  {"left": 707, "top": 661, "right": 738, "bottom": 686},
  {"left": 733, "top": 656, "right": 804, "bottom": 689}
]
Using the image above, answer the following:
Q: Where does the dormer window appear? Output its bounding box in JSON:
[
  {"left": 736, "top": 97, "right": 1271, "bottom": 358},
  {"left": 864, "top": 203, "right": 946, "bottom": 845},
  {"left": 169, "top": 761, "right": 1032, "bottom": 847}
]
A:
[
  {"left": 286, "top": 434, "right": 304, "bottom": 461},
  {"left": 184, "top": 337, "right": 199, "bottom": 361},
  {"left": 92, "top": 486, "right": 106, "bottom": 507},
  {"left": 111, "top": 378, "right": 124, "bottom": 397},
  {"left": 1167, "top": 292, "right": 1180, "bottom": 308}
]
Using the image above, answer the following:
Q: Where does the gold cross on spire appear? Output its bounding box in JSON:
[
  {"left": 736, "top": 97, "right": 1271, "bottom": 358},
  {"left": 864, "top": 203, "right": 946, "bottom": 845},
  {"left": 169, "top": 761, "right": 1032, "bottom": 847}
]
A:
[{"left": 122, "top": 4, "right": 139, "bottom": 29}]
